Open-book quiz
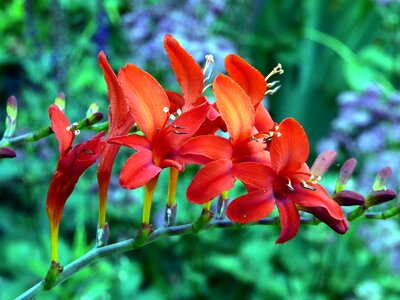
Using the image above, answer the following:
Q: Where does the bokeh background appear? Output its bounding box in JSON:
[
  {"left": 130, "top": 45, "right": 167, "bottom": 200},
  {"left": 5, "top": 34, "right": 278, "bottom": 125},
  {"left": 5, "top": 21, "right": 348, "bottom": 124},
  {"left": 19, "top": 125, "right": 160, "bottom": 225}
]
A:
[{"left": 1, "top": 0, "right": 400, "bottom": 299}]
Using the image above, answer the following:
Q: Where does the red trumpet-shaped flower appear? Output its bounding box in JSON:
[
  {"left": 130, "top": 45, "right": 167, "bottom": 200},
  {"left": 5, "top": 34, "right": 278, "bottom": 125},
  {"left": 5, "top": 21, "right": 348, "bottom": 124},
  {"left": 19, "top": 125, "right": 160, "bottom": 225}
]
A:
[
  {"left": 46, "top": 104, "right": 105, "bottom": 261},
  {"left": 227, "top": 118, "right": 349, "bottom": 243},
  {"left": 108, "top": 63, "right": 209, "bottom": 224},
  {"left": 97, "top": 52, "right": 135, "bottom": 231},
  {"left": 182, "top": 74, "right": 270, "bottom": 204}
]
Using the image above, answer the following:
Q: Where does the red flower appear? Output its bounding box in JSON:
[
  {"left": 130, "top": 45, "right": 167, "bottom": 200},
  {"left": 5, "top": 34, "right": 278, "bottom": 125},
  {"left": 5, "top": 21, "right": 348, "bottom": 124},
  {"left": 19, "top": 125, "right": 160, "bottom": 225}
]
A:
[
  {"left": 182, "top": 74, "right": 270, "bottom": 204},
  {"left": 46, "top": 104, "right": 105, "bottom": 261},
  {"left": 96, "top": 52, "right": 135, "bottom": 229},
  {"left": 108, "top": 63, "right": 210, "bottom": 190},
  {"left": 226, "top": 118, "right": 348, "bottom": 243}
]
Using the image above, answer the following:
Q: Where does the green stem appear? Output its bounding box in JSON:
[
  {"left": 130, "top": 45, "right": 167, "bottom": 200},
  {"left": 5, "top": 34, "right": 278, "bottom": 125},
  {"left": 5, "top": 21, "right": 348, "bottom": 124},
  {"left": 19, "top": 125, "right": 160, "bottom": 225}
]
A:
[{"left": 15, "top": 209, "right": 399, "bottom": 299}]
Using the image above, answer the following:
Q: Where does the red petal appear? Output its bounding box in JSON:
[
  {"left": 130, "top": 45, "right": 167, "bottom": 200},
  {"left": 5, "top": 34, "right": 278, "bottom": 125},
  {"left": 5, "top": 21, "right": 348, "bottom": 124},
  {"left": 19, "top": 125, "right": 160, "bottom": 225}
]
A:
[
  {"left": 288, "top": 182, "right": 345, "bottom": 221},
  {"left": 165, "top": 90, "right": 185, "bottom": 113},
  {"left": 225, "top": 54, "right": 266, "bottom": 107},
  {"left": 49, "top": 104, "right": 74, "bottom": 156},
  {"left": 98, "top": 52, "right": 133, "bottom": 134},
  {"left": 271, "top": 118, "right": 309, "bottom": 174},
  {"left": 214, "top": 74, "right": 255, "bottom": 145},
  {"left": 108, "top": 134, "right": 151, "bottom": 151},
  {"left": 119, "top": 150, "right": 162, "bottom": 189},
  {"left": 275, "top": 197, "right": 300, "bottom": 243},
  {"left": 164, "top": 34, "right": 204, "bottom": 108},
  {"left": 226, "top": 190, "right": 275, "bottom": 223},
  {"left": 119, "top": 64, "right": 169, "bottom": 142},
  {"left": 303, "top": 206, "right": 349, "bottom": 234},
  {"left": 254, "top": 105, "right": 275, "bottom": 133},
  {"left": 232, "top": 162, "right": 274, "bottom": 190},
  {"left": 186, "top": 159, "right": 234, "bottom": 204},
  {"left": 180, "top": 135, "right": 232, "bottom": 161}
]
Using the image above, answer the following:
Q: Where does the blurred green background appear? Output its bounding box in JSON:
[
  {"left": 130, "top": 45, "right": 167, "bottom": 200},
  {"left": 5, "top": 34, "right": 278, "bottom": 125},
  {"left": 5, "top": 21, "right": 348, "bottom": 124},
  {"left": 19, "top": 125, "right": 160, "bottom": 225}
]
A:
[{"left": 1, "top": 0, "right": 399, "bottom": 299}]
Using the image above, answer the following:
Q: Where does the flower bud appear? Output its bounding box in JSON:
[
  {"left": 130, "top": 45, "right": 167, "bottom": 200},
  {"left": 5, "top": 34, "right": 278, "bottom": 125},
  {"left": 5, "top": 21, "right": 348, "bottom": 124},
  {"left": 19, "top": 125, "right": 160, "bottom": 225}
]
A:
[
  {"left": 335, "top": 158, "right": 357, "bottom": 193},
  {"left": 4, "top": 96, "right": 18, "bottom": 138},
  {"left": 333, "top": 190, "right": 365, "bottom": 206},
  {"left": 86, "top": 102, "right": 99, "bottom": 118},
  {"left": 310, "top": 150, "right": 336, "bottom": 183},
  {"left": 372, "top": 166, "right": 391, "bottom": 192},
  {"left": 366, "top": 189, "right": 397, "bottom": 207},
  {"left": 54, "top": 92, "right": 65, "bottom": 111},
  {"left": 0, "top": 147, "right": 16, "bottom": 158}
]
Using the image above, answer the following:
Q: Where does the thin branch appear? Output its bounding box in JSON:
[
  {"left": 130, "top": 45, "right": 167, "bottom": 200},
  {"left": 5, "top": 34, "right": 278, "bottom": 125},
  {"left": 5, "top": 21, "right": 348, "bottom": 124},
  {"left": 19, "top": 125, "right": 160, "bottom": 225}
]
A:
[{"left": 15, "top": 208, "right": 400, "bottom": 300}]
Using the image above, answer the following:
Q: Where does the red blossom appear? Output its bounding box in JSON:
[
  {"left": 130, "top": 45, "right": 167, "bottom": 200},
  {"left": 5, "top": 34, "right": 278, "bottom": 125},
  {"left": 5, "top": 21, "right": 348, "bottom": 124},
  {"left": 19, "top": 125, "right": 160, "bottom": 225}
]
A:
[
  {"left": 46, "top": 104, "right": 105, "bottom": 260},
  {"left": 108, "top": 63, "right": 209, "bottom": 190},
  {"left": 227, "top": 118, "right": 348, "bottom": 243}
]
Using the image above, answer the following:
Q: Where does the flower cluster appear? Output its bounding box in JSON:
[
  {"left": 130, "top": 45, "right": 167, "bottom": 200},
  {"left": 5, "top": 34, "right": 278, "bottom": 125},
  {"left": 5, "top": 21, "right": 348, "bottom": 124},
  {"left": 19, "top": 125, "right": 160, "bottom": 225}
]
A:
[
  {"left": 44, "top": 34, "right": 353, "bottom": 267},
  {"left": 103, "top": 34, "right": 348, "bottom": 244}
]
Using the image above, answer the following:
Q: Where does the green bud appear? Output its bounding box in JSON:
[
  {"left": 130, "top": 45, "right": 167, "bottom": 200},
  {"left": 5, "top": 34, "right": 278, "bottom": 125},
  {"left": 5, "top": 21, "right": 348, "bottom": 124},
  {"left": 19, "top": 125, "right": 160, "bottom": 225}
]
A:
[
  {"left": 372, "top": 166, "right": 391, "bottom": 192},
  {"left": 192, "top": 209, "right": 214, "bottom": 233},
  {"left": 86, "top": 102, "right": 99, "bottom": 118},
  {"left": 133, "top": 224, "right": 154, "bottom": 248},
  {"left": 4, "top": 96, "right": 18, "bottom": 138},
  {"left": 44, "top": 260, "right": 63, "bottom": 290},
  {"left": 335, "top": 158, "right": 357, "bottom": 193},
  {"left": 54, "top": 92, "right": 65, "bottom": 111}
]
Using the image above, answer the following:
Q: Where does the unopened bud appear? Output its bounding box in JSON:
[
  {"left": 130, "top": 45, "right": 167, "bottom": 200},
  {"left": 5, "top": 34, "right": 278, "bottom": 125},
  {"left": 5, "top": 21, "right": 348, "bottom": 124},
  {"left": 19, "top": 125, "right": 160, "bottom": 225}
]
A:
[
  {"left": 372, "top": 166, "right": 391, "bottom": 191},
  {"left": 0, "top": 147, "right": 16, "bottom": 158},
  {"left": 335, "top": 158, "right": 357, "bottom": 193},
  {"left": 333, "top": 190, "right": 365, "bottom": 206},
  {"left": 44, "top": 260, "right": 63, "bottom": 290},
  {"left": 366, "top": 189, "right": 397, "bottom": 207},
  {"left": 4, "top": 96, "right": 18, "bottom": 138},
  {"left": 54, "top": 92, "right": 65, "bottom": 111},
  {"left": 310, "top": 150, "right": 336, "bottom": 183},
  {"left": 86, "top": 102, "right": 99, "bottom": 118}
]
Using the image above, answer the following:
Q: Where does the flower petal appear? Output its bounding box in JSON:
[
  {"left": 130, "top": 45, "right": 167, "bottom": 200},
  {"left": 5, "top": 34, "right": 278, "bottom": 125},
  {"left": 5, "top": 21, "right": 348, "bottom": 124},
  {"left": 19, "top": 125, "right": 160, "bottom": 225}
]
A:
[
  {"left": 164, "top": 34, "right": 204, "bottom": 108},
  {"left": 225, "top": 54, "right": 266, "bottom": 107},
  {"left": 254, "top": 105, "right": 275, "bottom": 133},
  {"left": 288, "top": 182, "right": 345, "bottom": 221},
  {"left": 49, "top": 104, "right": 74, "bottom": 156},
  {"left": 226, "top": 190, "right": 275, "bottom": 223},
  {"left": 275, "top": 197, "right": 300, "bottom": 244},
  {"left": 165, "top": 90, "right": 185, "bottom": 113},
  {"left": 119, "top": 64, "right": 169, "bottom": 142},
  {"left": 108, "top": 134, "right": 151, "bottom": 151},
  {"left": 98, "top": 52, "right": 133, "bottom": 133},
  {"left": 214, "top": 74, "right": 255, "bottom": 145},
  {"left": 119, "top": 150, "right": 162, "bottom": 189},
  {"left": 186, "top": 159, "right": 234, "bottom": 204},
  {"left": 180, "top": 135, "right": 232, "bottom": 162},
  {"left": 232, "top": 162, "right": 274, "bottom": 190},
  {"left": 271, "top": 118, "right": 309, "bottom": 174},
  {"left": 303, "top": 206, "right": 349, "bottom": 234}
]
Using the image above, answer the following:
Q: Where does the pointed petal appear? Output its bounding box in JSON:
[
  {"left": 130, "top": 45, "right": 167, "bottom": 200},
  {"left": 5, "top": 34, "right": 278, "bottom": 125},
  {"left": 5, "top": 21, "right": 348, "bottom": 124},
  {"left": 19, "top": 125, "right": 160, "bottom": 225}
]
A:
[
  {"left": 180, "top": 135, "right": 232, "bottom": 161},
  {"left": 49, "top": 104, "right": 74, "bottom": 156},
  {"left": 227, "top": 190, "right": 275, "bottom": 223},
  {"left": 165, "top": 90, "right": 185, "bottom": 113},
  {"left": 255, "top": 105, "right": 275, "bottom": 133},
  {"left": 98, "top": 52, "right": 132, "bottom": 133},
  {"left": 108, "top": 134, "right": 151, "bottom": 151},
  {"left": 232, "top": 162, "right": 274, "bottom": 190},
  {"left": 119, "top": 64, "right": 169, "bottom": 142},
  {"left": 186, "top": 159, "right": 234, "bottom": 204},
  {"left": 275, "top": 197, "right": 300, "bottom": 243},
  {"left": 119, "top": 150, "right": 162, "bottom": 189},
  {"left": 271, "top": 118, "right": 309, "bottom": 174},
  {"left": 225, "top": 54, "right": 266, "bottom": 106},
  {"left": 288, "top": 182, "right": 345, "bottom": 221},
  {"left": 214, "top": 74, "right": 255, "bottom": 145},
  {"left": 164, "top": 34, "right": 204, "bottom": 107}
]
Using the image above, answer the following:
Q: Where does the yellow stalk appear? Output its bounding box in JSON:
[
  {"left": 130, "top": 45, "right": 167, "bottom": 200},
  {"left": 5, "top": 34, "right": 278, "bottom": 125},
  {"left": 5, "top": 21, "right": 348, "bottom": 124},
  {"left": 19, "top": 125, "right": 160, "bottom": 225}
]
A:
[
  {"left": 142, "top": 174, "right": 160, "bottom": 225},
  {"left": 167, "top": 167, "right": 179, "bottom": 208}
]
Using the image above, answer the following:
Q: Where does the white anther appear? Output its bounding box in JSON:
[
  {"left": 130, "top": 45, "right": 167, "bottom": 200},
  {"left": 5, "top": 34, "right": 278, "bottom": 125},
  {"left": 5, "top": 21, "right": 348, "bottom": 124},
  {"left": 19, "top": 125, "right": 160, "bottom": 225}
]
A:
[
  {"left": 163, "top": 107, "right": 169, "bottom": 113},
  {"left": 74, "top": 130, "right": 81, "bottom": 136},
  {"left": 66, "top": 126, "right": 71, "bottom": 131},
  {"left": 169, "top": 114, "right": 176, "bottom": 121},
  {"left": 176, "top": 109, "right": 182, "bottom": 116}
]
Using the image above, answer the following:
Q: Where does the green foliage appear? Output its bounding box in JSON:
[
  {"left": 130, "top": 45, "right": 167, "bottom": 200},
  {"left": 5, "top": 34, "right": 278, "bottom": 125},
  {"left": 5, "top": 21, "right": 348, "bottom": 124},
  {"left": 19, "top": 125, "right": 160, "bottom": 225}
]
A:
[{"left": 0, "top": 0, "right": 399, "bottom": 299}]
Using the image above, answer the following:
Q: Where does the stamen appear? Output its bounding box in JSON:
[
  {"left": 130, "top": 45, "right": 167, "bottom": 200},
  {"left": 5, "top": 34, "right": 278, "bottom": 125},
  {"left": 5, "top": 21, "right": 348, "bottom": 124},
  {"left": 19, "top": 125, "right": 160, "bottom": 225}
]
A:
[
  {"left": 202, "top": 83, "right": 213, "bottom": 93},
  {"left": 176, "top": 109, "right": 182, "bottom": 116},
  {"left": 301, "top": 180, "right": 316, "bottom": 191},
  {"left": 267, "top": 81, "right": 280, "bottom": 88},
  {"left": 172, "top": 125, "right": 184, "bottom": 129},
  {"left": 82, "top": 149, "right": 94, "bottom": 154},
  {"left": 265, "top": 63, "right": 284, "bottom": 82},
  {"left": 163, "top": 107, "right": 169, "bottom": 113},
  {"left": 173, "top": 130, "right": 189, "bottom": 135},
  {"left": 250, "top": 136, "right": 259, "bottom": 142},
  {"left": 74, "top": 130, "right": 80, "bottom": 136},
  {"left": 203, "top": 54, "right": 214, "bottom": 81},
  {"left": 169, "top": 114, "right": 176, "bottom": 121},
  {"left": 286, "top": 178, "right": 295, "bottom": 191},
  {"left": 265, "top": 85, "right": 281, "bottom": 95}
]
